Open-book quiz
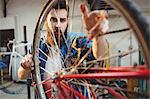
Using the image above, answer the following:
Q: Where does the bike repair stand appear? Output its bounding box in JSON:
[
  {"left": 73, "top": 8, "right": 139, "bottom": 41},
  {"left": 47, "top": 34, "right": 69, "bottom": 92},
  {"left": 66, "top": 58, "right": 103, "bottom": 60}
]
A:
[
  {"left": 24, "top": 25, "right": 31, "bottom": 99},
  {"left": 27, "top": 78, "right": 32, "bottom": 99}
]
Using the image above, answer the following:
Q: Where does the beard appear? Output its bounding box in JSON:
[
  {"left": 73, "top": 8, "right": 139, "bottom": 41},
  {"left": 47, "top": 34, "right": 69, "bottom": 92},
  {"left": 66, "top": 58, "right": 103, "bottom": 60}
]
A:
[{"left": 53, "top": 26, "right": 68, "bottom": 47}]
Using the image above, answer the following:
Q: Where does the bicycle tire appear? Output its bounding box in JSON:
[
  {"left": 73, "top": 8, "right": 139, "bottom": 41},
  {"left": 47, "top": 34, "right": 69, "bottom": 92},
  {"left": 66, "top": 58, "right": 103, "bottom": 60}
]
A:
[{"left": 106, "top": 0, "right": 150, "bottom": 66}]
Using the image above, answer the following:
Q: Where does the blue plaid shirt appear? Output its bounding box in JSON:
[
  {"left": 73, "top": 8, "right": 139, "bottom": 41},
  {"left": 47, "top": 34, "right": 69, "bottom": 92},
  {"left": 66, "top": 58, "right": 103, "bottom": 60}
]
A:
[{"left": 39, "top": 32, "right": 95, "bottom": 79}]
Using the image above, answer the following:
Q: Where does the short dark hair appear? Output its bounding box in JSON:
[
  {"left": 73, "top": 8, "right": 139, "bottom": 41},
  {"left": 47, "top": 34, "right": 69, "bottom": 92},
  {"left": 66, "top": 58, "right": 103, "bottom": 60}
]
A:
[
  {"left": 52, "top": 0, "right": 68, "bottom": 10},
  {"left": 51, "top": 0, "right": 69, "bottom": 17}
]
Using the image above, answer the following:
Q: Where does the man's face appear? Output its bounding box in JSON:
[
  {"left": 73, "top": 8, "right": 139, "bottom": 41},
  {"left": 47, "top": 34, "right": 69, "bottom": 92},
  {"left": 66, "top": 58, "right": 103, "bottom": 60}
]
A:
[{"left": 47, "top": 9, "right": 68, "bottom": 36}]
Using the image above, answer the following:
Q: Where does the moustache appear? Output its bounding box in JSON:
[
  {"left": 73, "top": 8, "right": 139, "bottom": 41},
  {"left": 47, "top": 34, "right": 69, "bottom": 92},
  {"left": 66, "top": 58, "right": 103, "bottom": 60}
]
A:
[{"left": 54, "top": 27, "right": 62, "bottom": 35}]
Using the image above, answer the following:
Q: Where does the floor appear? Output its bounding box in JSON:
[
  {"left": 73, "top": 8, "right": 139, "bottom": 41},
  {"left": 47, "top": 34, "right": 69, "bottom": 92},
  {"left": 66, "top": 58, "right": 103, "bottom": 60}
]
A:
[{"left": 0, "top": 81, "right": 35, "bottom": 99}]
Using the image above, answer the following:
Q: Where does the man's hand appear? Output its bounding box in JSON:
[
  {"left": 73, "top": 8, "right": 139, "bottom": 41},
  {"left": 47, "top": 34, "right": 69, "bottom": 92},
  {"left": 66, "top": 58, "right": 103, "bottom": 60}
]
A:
[
  {"left": 20, "top": 54, "right": 33, "bottom": 70},
  {"left": 18, "top": 54, "right": 33, "bottom": 80},
  {"left": 79, "top": 3, "right": 109, "bottom": 59},
  {"left": 80, "top": 3, "right": 109, "bottom": 39}
]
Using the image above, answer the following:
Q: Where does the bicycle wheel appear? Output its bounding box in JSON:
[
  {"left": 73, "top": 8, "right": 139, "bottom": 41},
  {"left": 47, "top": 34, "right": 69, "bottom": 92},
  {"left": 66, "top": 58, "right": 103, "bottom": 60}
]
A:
[{"left": 32, "top": 0, "right": 150, "bottom": 99}]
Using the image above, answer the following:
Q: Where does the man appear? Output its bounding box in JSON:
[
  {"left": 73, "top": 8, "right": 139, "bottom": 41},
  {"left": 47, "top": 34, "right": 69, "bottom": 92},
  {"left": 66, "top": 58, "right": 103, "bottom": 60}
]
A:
[{"left": 18, "top": 0, "right": 109, "bottom": 98}]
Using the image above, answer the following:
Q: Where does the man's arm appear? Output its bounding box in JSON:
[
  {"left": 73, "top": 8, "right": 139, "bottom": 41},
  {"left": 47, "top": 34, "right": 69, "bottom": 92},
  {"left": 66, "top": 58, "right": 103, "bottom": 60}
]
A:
[{"left": 92, "top": 35, "right": 108, "bottom": 59}]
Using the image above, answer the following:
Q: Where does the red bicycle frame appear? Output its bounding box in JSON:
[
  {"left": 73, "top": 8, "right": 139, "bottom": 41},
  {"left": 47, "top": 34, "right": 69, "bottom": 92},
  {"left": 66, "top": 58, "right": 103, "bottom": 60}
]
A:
[{"left": 33, "top": 65, "right": 149, "bottom": 99}]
